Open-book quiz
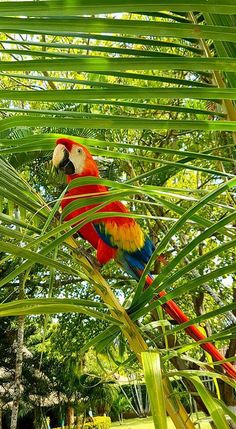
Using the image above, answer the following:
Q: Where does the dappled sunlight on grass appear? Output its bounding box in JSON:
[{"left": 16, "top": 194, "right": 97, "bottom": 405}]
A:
[{"left": 111, "top": 415, "right": 212, "bottom": 428}]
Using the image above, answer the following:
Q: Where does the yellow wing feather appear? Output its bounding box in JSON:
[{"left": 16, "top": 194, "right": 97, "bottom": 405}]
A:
[{"left": 105, "top": 221, "right": 144, "bottom": 252}]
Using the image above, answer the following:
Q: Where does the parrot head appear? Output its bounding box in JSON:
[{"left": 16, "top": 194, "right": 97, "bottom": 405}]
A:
[{"left": 52, "top": 138, "right": 99, "bottom": 177}]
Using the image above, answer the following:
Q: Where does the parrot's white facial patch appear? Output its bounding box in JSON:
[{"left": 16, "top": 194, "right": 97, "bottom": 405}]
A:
[
  {"left": 53, "top": 143, "right": 86, "bottom": 174},
  {"left": 69, "top": 144, "right": 86, "bottom": 174}
]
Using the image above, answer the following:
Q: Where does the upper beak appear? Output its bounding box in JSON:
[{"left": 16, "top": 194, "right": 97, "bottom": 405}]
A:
[{"left": 52, "top": 145, "right": 75, "bottom": 175}]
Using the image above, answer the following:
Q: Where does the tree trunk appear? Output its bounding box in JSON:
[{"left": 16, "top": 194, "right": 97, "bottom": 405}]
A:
[
  {"left": 10, "top": 314, "right": 25, "bottom": 429},
  {"left": 134, "top": 383, "right": 145, "bottom": 417},
  {"left": 0, "top": 404, "right": 2, "bottom": 429},
  {"left": 66, "top": 405, "right": 74, "bottom": 428},
  {"left": 145, "top": 388, "right": 150, "bottom": 415}
]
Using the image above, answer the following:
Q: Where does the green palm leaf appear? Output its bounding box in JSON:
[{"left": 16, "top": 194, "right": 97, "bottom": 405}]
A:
[{"left": 1, "top": 2, "right": 236, "bottom": 427}]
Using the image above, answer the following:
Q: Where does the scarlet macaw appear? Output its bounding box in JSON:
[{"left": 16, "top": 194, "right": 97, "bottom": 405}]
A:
[{"left": 52, "top": 137, "right": 236, "bottom": 379}]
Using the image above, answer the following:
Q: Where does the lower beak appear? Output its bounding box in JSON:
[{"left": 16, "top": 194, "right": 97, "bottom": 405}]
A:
[{"left": 60, "top": 159, "right": 75, "bottom": 175}]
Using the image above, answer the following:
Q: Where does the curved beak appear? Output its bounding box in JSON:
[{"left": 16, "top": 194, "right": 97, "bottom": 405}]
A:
[{"left": 52, "top": 144, "right": 75, "bottom": 175}]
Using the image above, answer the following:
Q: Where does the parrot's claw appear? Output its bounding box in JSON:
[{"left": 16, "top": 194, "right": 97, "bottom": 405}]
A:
[{"left": 72, "top": 246, "right": 102, "bottom": 269}]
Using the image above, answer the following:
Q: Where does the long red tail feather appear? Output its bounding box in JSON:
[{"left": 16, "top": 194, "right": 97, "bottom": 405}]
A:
[{"left": 145, "top": 274, "right": 236, "bottom": 379}]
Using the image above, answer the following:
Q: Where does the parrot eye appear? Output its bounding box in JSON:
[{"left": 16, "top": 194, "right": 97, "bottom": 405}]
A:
[{"left": 77, "top": 148, "right": 83, "bottom": 154}]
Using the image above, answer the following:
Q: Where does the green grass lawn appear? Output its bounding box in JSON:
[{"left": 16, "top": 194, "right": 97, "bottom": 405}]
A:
[{"left": 111, "top": 416, "right": 212, "bottom": 429}]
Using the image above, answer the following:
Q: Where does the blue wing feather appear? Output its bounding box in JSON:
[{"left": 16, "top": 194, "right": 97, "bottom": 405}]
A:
[
  {"left": 93, "top": 223, "right": 116, "bottom": 248},
  {"left": 118, "top": 237, "right": 155, "bottom": 281}
]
